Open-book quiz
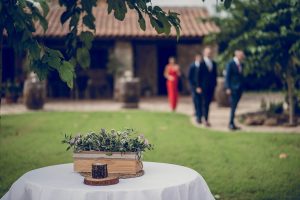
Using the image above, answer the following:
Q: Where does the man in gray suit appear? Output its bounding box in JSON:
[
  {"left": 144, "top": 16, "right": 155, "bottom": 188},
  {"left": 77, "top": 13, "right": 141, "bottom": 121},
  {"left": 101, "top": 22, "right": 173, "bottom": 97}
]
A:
[{"left": 225, "top": 50, "right": 245, "bottom": 130}]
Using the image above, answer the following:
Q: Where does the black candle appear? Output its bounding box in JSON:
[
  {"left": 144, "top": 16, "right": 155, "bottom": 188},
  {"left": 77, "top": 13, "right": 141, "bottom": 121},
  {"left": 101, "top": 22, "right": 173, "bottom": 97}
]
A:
[{"left": 92, "top": 163, "right": 108, "bottom": 179}]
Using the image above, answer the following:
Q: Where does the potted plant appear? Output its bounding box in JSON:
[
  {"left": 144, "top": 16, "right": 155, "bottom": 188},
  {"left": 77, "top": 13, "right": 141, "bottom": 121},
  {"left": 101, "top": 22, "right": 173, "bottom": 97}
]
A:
[
  {"left": 23, "top": 72, "right": 46, "bottom": 110},
  {"left": 62, "top": 129, "right": 153, "bottom": 176}
]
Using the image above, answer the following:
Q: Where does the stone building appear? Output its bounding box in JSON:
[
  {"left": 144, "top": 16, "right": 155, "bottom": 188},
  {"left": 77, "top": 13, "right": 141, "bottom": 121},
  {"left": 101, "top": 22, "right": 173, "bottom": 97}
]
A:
[{"left": 3, "top": 3, "right": 219, "bottom": 99}]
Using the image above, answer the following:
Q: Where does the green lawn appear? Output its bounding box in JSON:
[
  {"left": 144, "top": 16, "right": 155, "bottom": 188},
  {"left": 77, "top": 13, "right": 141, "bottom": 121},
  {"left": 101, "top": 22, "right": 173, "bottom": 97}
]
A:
[{"left": 1, "top": 111, "right": 300, "bottom": 200}]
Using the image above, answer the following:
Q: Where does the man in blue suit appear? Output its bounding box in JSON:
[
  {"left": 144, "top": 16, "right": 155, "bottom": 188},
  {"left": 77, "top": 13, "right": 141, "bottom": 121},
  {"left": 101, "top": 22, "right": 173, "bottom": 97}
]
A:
[
  {"left": 197, "top": 47, "right": 217, "bottom": 127},
  {"left": 225, "top": 50, "right": 245, "bottom": 130},
  {"left": 188, "top": 53, "right": 202, "bottom": 124}
]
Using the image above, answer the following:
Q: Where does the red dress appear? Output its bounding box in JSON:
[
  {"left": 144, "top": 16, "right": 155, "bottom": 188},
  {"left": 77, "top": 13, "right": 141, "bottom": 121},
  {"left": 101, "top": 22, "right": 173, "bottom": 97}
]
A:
[{"left": 166, "top": 65, "right": 179, "bottom": 111}]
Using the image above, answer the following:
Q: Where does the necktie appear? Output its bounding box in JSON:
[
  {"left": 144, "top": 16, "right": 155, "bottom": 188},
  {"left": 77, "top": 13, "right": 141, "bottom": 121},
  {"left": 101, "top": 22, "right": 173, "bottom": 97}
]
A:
[
  {"left": 237, "top": 63, "right": 242, "bottom": 73},
  {"left": 206, "top": 59, "right": 213, "bottom": 71}
]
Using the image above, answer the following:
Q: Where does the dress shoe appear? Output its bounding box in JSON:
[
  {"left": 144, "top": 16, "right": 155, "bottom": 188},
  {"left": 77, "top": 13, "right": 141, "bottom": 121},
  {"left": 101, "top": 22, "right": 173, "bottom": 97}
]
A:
[
  {"left": 204, "top": 121, "right": 211, "bottom": 127},
  {"left": 196, "top": 118, "right": 202, "bottom": 124},
  {"left": 229, "top": 124, "right": 241, "bottom": 131}
]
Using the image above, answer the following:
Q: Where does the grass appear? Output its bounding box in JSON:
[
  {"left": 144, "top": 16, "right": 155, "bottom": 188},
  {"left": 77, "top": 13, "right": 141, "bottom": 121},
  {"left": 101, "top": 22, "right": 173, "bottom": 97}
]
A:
[{"left": 0, "top": 111, "right": 300, "bottom": 200}]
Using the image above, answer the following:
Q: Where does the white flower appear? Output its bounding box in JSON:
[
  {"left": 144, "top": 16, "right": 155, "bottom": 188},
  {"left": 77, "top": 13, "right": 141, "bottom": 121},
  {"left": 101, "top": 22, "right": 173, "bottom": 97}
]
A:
[
  {"left": 138, "top": 134, "right": 145, "bottom": 140},
  {"left": 70, "top": 138, "right": 75, "bottom": 144},
  {"left": 144, "top": 139, "right": 149, "bottom": 145}
]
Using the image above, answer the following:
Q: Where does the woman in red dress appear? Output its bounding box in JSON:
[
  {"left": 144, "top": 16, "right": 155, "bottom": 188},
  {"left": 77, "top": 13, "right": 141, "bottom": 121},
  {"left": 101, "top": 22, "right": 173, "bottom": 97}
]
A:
[{"left": 164, "top": 57, "right": 181, "bottom": 111}]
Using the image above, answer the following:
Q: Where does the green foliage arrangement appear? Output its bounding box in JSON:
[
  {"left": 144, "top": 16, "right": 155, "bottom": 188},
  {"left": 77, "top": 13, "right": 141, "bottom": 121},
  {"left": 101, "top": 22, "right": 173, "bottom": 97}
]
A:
[{"left": 62, "top": 129, "right": 153, "bottom": 153}]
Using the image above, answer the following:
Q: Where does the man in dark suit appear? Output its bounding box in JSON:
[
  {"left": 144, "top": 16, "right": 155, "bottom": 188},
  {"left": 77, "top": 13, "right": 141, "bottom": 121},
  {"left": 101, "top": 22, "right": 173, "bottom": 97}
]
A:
[
  {"left": 188, "top": 54, "right": 202, "bottom": 124},
  {"left": 197, "top": 47, "right": 217, "bottom": 127},
  {"left": 225, "top": 50, "right": 245, "bottom": 130}
]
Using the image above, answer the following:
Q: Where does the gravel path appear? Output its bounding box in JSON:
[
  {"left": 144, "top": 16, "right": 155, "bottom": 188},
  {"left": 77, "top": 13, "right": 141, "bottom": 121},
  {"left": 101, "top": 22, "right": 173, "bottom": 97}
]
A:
[{"left": 1, "top": 92, "right": 299, "bottom": 133}]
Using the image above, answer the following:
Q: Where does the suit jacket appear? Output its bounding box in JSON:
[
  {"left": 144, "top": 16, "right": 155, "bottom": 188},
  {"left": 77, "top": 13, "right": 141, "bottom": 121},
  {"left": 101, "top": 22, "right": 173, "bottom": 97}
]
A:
[
  {"left": 188, "top": 63, "right": 199, "bottom": 91},
  {"left": 225, "top": 59, "right": 244, "bottom": 91},
  {"left": 197, "top": 60, "right": 217, "bottom": 93}
]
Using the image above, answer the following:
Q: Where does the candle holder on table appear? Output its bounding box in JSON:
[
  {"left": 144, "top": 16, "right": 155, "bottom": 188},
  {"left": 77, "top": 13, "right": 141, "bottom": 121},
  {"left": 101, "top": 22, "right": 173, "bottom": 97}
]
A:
[{"left": 84, "top": 163, "right": 119, "bottom": 186}]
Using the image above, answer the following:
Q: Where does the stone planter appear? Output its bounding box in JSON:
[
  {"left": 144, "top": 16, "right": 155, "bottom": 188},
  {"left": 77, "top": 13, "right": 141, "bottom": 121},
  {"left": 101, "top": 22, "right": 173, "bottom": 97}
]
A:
[
  {"left": 120, "top": 78, "right": 140, "bottom": 108},
  {"left": 23, "top": 73, "right": 46, "bottom": 110},
  {"left": 73, "top": 151, "right": 143, "bottom": 175},
  {"left": 215, "top": 77, "right": 230, "bottom": 107}
]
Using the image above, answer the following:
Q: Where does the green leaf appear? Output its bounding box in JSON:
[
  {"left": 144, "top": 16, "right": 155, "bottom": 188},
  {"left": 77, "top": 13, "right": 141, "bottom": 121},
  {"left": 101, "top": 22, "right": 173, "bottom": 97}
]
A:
[
  {"left": 153, "top": 6, "right": 163, "bottom": 13},
  {"left": 46, "top": 48, "right": 64, "bottom": 58},
  {"left": 137, "top": 9, "right": 146, "bottom": 31},
  {"left": 28, "top": 41, "right": 41, "bottom": 60},
  {"left": 70, "top": 12, "right": 80, "bottom": 28},
  {"left": 137, "top": 0, "right": 147, "bottom": 10},
  {"left": 61, "top": 10, "right": 72, "bottom": 24},
  {"left": 38, "top": 0, "right": 49, "bottom": 16},
  {"left": 157, "top": 13, "right": 171, "bottom": 35},
  {"left": 58, "top": 61, "right": 75, "bottom": 88},
  {"left": 79, "top": 31, "right": 94, "bottom": 49},
  {"left": 107, "top": 0, "right": 113, "bottom": 14},
  {"left": 76, "top": 47, "right": 91, "bottom": 68},
  {"left": 224, "top": 0, "right": 232, "bottom": 9},
  {"left": 31, "top": 61, "right": 48, "bottom": 80},
  {"left": 113, "top": 0, "right": 127, "bottom": 21},
  {"left": 47, "top": 57, "right": 61, "bottom": 69},
  {"left": 83, "top": 14, "right": 95, "bottom": 29},
  {"left": 38, "top": 15, "right": 48, "bottom": 32},
  {"left": 126, "top": 1, "right": 134, "bottom": 9},
  {"left": 81, "top": 0, "right": 93, "bottom": 12},
  {"left": 150, "top": 16, "right": 164, "bottom": 34}
]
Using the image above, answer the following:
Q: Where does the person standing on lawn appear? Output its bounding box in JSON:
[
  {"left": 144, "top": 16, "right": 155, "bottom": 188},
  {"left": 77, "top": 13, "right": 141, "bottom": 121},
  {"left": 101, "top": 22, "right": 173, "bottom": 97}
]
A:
[
  {"left": 164, "top": 57, "right": 181, "bottom": 111},
  {"left": 225, "top": 50, "right": 245, "bottom": 130},
  {"left": 196, "top": 47, "right": 218, "bottom": 127},
  {"left": 188, "top": 53, "right": 203, "bottom": 123}
]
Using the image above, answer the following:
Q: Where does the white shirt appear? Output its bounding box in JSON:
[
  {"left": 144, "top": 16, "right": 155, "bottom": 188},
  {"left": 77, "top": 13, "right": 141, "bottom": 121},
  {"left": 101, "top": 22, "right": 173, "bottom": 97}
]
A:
[
  {"left": 233, "top": 57, "right": 240, "bottom": 66},
  {"left": 233, "top": 57, "right": 242, "bottom": 72},
  {"left": 204, "top": 57, "right": 213, "bottom": 71},
  {"left": 195, "top": 61, "right": 200, "bottom": 67}
]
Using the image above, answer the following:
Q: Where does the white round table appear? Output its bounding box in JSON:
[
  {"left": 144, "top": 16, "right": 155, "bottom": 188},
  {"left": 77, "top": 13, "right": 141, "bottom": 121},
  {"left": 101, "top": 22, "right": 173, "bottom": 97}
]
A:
[{"left": 1, "top": 162, "right": 214, "bottom": 200}]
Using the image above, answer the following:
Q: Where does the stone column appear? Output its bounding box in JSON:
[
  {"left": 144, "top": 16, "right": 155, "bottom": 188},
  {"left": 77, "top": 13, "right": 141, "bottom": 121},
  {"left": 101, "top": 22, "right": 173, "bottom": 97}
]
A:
[
  {"left": 114, "top": 41, "right": 133, "bottom": 72},
  {"left": 113, "top": 41, "right": 134, "bottom": 100}
]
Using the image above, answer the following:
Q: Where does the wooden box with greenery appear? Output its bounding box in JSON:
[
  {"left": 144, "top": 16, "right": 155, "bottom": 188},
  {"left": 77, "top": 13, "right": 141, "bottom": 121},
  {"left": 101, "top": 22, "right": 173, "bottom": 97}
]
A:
[{"left": 62, "top": 129, "right": 153, "bottom": 176}]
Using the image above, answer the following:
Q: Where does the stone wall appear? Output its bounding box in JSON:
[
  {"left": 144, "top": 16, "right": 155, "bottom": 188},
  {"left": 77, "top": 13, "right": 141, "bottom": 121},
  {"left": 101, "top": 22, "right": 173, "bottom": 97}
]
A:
[{"left": 134, "top": 44, "right": 157, "bottom": 96}]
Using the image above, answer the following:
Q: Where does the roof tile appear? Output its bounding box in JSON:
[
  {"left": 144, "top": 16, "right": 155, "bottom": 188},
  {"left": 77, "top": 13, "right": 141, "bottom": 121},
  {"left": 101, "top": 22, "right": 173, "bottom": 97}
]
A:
[{"left": 34, "top": 5, "right": 219, "bottom": 39}]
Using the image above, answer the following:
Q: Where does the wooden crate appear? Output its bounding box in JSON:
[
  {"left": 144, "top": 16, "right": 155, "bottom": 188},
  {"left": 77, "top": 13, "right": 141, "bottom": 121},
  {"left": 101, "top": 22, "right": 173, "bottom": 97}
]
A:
[{"left": 73, "top": 151, "right": 142, "bottom": 175}]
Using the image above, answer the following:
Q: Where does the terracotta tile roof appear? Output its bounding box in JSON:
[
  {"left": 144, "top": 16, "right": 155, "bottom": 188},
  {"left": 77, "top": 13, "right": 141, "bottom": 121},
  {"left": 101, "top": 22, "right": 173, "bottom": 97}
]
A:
[{"left": 34, "top": 5, "right": 220, "bottom": 39}]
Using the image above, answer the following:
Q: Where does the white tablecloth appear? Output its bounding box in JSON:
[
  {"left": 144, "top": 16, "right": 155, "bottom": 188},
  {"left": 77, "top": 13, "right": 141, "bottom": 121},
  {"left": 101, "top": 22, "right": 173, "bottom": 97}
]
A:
[{"left": 1, "top": 162, "right": 214, "bottom": 200}]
